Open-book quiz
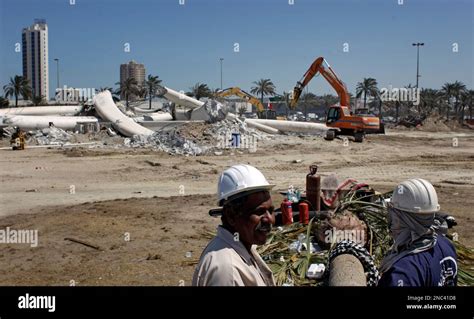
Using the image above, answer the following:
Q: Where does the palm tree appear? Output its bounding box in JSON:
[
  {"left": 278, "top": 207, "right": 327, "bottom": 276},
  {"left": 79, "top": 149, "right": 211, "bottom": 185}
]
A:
[
  {"left": 356, "top": 78, "right": 378, "bottom": 110},
  {"left": 250, "top": 79, "right": 276, "bottom": 104},
  {"left": 460, "top": 89, "right": 473, "bottom": 122},
  {"left": 250, "top": 79, "right": 276, "bottom": 119},
  {"left": 137, "top": 87, "right": 148, "bottom": 100},
  {"left": 451, "top": 81, "right": 466, "bottom": 123},
  {"left": 420, "top": 88, "right": 441, "bottom": 116},
  {"left": 237, "top": 105, "right": 247, "bottom": 117},
  {"left": 31, "top": 95, "right": 46, "bottom": 106},
  {"left": 188, "top": 83, "right": 212, "bottom": 100},
  {"left": 440, "top": 83, "right": 455, "bottom": 120},
  {"left": 145, "top": 75, "right": 162, "bottom": 109},
  {"left": 0, "top": 96, "right": 9, "bottom": 108},
  {"left": 3, "top": 75, "right": 32, "bottom": 107},
  {"left": 115, "top": 77, "right": 139, "bottom": 108}
]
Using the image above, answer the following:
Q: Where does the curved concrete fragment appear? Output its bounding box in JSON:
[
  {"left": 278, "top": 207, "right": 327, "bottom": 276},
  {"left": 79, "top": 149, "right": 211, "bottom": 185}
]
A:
[
  {"left": 162, "top": 86, "right": 204, "bottom": 109},
  {"left": 93, "top": 91, "right": 154, "bottom": 137},
  {"left": 0, "top": 105, "right": 83, "bottom": 116},
  {"left": 2, "top": 115, "right": 98, "bottom": 130}
]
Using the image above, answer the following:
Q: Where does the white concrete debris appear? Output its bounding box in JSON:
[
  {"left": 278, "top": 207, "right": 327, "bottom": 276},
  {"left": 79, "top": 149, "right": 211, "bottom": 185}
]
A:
[
  {"left": 0, "top": 105, "right": 83, "bottom": 116},
  {"left": 190, "top": 99, "right": 228, "bottom": 123},
  {"left": 125, "top": 132, "right": 204, "bottom": 156},
  {"left": 93, "top": 91, "right": 154, "bottom": 137},
  {"left": 2, "top": 115, "right": 98, "bottom": 130},
  {"left": 31, "top": 127, "right": 73, "bottom": 145},
  {"left": 227, "top": 113, "right": 280, "bottom": 134}
]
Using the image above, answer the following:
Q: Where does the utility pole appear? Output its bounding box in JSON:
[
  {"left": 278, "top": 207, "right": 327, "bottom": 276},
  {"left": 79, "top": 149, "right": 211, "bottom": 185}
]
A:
[{"left": 412, "top": 43, "right": 424, "bottom": 88}]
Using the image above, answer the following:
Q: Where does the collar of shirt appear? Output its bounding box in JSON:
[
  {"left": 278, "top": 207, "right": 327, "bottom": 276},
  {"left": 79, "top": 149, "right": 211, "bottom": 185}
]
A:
[{"left": 216, "top": 225, "right": 258, "bottom": 266}]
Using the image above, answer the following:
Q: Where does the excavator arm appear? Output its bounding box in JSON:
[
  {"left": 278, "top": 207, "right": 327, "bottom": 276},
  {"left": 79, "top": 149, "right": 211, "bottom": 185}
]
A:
[
  {"left": 216, "top": 87, "right": 276, "bottom": 119},
  {"left": 290, "top": 57, "right": 350, "bottom": 109}
]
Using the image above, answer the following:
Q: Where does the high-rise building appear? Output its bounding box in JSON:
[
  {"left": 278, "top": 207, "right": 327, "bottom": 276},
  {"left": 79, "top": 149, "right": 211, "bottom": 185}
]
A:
[
  {"left": 120, "top": 60, "right": 145, "bottom": 99},
  {"left": 22, "top": 19, "right": 49, "bottom": 100}
]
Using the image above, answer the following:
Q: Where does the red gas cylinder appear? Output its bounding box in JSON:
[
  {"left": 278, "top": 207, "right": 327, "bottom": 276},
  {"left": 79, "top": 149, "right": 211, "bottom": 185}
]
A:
[
  {"left": 298, "top": 202, "right": 309, "bottom": 225},
  {"left": 281, "top": 199, "right": 293, "bottom": 225}
]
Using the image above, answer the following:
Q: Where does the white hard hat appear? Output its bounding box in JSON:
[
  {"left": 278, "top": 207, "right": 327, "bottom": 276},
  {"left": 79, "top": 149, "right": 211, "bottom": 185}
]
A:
[
  {"left": 391, "top": 178, "right": 440, "bottom": 214},
  {"left": 217, "top": 164, "right": 274, "bottom": 206}
]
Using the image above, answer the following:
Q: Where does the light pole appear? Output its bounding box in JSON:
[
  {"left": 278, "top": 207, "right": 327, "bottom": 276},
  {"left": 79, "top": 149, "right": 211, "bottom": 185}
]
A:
[
  {"left": 219, "top": 58, "right": 224, "bottom": 90},
  {"left": 412, "top": 43, "right": 424, "bottom": 88}
]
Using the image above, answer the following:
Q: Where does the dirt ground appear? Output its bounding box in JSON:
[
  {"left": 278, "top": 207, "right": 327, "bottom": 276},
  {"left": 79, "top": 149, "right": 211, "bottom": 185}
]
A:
[{"left": 0, "top": 128, "right": 473, "bottom": 285}]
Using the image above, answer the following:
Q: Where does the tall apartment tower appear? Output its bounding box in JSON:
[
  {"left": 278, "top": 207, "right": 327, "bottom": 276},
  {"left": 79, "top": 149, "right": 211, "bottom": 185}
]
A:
[
  {"left": 22, "top": 19, "right": 49, "bottom": 100},
  {"left": 120, "top": 60, "right": 145, "bottom": 99}
]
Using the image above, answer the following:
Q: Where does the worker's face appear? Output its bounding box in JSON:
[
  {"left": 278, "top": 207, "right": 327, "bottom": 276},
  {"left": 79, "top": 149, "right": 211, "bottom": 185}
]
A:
[
  {"left": 388, "top": 208, "right": 402, "bottom": 239},
  {"left": 232, "top": 191, "right": 275, "bottom": 247}
]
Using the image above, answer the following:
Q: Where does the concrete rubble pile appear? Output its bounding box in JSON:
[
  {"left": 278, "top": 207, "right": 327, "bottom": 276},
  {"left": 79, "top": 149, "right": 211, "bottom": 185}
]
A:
[
  {"left": 30, "top": 126, "right": 73, "bottom": 145},
  {"left": 124, "top": 131, "right": 204, "bottom": 156},
  {"left": 205, "top": 117, "right": 268, "bottom": 142}
]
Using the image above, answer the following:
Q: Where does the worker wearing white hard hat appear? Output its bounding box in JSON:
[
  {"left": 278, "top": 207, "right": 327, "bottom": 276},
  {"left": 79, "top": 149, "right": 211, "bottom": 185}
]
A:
[
  {"left": 192, "top": 164, "right": 276, "bottom": 286},
  {"left": 378, "top": 178, "right": 457, "bottom": 287}
]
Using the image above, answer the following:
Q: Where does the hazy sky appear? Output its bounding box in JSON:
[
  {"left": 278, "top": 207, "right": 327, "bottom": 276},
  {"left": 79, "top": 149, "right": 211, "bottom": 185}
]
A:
[{"left": 0, "top": 0, "right": 472, "bottom": 99}]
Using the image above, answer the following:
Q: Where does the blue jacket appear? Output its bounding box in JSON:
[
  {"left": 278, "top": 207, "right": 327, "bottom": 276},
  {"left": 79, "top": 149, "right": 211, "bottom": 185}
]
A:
[{"left": 378, "top": 236, "right": 457, "bottom": 287}]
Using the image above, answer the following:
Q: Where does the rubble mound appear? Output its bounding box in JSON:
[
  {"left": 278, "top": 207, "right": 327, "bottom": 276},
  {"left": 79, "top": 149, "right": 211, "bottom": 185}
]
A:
[{"left": 417, "top": 114, "right": 451, "bottom": 132}]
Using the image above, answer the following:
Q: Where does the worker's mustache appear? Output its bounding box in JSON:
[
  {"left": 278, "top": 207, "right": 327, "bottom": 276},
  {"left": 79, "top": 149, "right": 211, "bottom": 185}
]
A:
[{"left": 255, "top": 221, "right": 272, "bottom": 232}]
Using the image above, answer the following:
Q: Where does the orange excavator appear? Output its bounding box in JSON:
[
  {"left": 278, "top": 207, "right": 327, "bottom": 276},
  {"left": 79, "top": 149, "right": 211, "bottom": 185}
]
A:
[{"left": 290, "top": 57, "right": 383, "bottom": 142}]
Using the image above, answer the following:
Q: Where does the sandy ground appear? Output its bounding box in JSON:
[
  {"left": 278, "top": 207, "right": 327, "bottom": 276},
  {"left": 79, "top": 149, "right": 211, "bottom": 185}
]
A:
[{"left": 0, "top": 128, "right": 473, "bottom": 285}]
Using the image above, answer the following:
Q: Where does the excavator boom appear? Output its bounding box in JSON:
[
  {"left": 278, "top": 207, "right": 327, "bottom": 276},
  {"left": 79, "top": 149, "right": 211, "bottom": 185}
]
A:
[
  {"left": 290, "top": 57, "right": 350, "bottom": 108},
  {"left": 290, "top": 57, "right": 382, "bottom": 142}
]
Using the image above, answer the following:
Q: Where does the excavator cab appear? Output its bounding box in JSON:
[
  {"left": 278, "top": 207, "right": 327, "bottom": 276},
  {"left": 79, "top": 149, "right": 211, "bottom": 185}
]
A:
[{"left": 326, "top": 107, "right": 341, "bottom": 124}]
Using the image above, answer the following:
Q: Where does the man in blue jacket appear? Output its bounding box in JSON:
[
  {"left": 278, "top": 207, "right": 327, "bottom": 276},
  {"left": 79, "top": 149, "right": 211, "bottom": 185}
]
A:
[{"left": 378, "top": 178, "right": 457, "bottom": 287}]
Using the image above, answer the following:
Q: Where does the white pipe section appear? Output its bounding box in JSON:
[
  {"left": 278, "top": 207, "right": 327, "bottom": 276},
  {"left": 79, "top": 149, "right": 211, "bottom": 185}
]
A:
[
  {"left": 2, "top": 115, "right": 98, "bottom": 130},
  {"left": 246, "top": 120, "right": 280, "bottom": 134},
  {"left": 247, "top": 119, "right": 328, "bottom": 134},
  {"left": 0, "top": 105, "right": 83, "bottom": 116},
  {"left": 141, "top": 113, "right": 173, "bottom": 121},
  {"left": 226, "top": 113, "right": 279, "bottom": 134},
  {"left": 93, "top": 91, "right": 154, "bottom": 137},
  {"left": 163, "top": 86, "right": 204, "bottom": 109}
]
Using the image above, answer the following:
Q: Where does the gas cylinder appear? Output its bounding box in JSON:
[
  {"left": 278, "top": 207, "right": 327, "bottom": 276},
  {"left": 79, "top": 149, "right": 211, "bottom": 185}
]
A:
[
  {"left": 306, "top": 165, "right": 321, "bottom": 211},
  {"left": 281, "top": 198, "right": 293, "bottom": 225},
  {"left": 298, "top": 202, "right": 309, "bottom": 225}
]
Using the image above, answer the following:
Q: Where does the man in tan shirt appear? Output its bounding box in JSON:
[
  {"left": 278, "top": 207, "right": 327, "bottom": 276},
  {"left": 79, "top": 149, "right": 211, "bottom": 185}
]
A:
[{"left": 192, "top": 164, "right": 276, "bottom": 286}]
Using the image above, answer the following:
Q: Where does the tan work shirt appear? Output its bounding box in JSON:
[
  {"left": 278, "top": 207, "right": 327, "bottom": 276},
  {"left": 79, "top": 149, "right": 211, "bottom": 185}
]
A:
[{"left": 192, "top": 226, "right": 275, "bottom": 286}]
